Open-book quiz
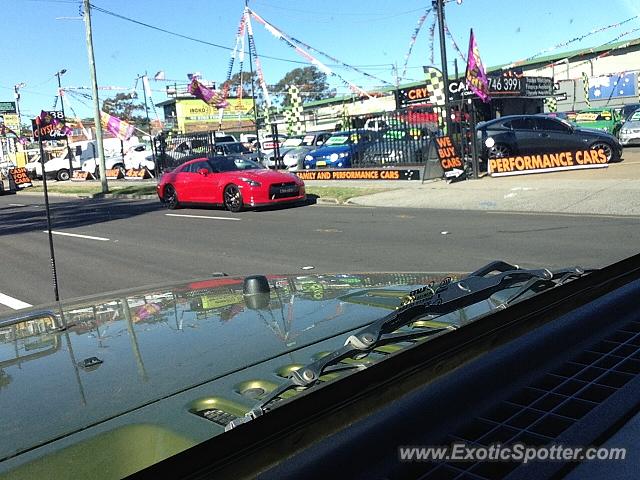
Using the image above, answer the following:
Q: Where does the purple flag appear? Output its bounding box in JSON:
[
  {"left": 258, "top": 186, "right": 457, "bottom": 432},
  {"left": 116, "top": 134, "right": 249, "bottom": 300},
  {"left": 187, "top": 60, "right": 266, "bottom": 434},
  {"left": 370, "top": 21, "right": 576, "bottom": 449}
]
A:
[
  {"left": 188, "top": 78, "right": 228, "bottom": 108},
  {"left": 465, "top": 29, "right": 490, "bottom": 103}
]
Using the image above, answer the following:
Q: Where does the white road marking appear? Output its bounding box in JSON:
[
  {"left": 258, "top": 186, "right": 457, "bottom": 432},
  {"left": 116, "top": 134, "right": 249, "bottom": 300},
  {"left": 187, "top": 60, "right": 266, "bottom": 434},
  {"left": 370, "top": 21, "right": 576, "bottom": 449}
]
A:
[
  {"left": 165, "top": 213, "right": 241, "bottom": 221},
  {"left": 44, "top": 231, "right": 110, "bottom": 241},
  {"left": 0, "top": 293, "right": 32, "bottom": 310},
  {"left": 8, "top": 203, "right": 27, "bottom": 207}
]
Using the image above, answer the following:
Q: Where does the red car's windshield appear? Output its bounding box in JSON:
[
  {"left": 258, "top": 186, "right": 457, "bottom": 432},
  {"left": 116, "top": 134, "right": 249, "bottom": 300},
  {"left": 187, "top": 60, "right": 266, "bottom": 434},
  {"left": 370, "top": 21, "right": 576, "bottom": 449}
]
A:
[{"left": 208, "top": 157, "right": 265, "bottom": 172}]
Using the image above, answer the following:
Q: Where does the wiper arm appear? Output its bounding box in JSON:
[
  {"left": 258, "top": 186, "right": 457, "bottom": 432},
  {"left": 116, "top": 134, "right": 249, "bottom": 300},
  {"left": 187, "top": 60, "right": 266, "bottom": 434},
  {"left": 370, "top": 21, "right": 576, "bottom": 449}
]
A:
[{"left": 226, "top": 262, "right": 587, "bottom": 430}]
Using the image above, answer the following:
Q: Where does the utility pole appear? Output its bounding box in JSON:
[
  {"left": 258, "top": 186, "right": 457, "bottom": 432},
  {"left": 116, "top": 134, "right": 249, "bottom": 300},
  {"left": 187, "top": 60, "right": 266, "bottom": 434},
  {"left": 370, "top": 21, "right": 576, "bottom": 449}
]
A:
[
  {"left": 433, "top": 0, "right": 452, "bottom": 136},
  {"left": 245, "top": 0, "right": 261, "bottom": 152},
  {"left": 55, "top": 69, "right": 74, "bottom": 178},
  {"left": 83, "top": 0, "right": 108, "bottom": 193}
]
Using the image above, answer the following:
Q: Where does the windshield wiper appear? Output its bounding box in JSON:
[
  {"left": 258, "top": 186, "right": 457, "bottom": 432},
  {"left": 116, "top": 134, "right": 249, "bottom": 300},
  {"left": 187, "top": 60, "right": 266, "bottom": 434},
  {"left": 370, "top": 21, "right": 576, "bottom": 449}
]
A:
[{"left": 226, "top": 261, "right": 588, "bottom": 430}]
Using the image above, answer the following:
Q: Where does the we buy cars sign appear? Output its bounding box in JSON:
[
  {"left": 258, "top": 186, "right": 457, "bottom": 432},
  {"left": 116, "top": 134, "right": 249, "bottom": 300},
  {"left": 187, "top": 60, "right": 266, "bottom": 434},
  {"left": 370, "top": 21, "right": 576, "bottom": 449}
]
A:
[{"left": 435, "top": 136, "right": 464, "bottom": 178}]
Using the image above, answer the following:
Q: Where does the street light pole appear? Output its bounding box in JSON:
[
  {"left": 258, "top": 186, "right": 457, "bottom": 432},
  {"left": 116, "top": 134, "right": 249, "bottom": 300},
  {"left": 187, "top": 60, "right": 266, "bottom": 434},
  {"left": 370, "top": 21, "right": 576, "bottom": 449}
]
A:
[
  {"left": 137, "top": 73, "right": 157, "bottom": 173},
  {"left": 55, "top": 69, "right": 74, "bottom": 178},
  {"left": 433, "top": 0, "right": 452, "bottom": 136},
  {"left": 14, "top": 83, "right": 26, "bottom": 136}
]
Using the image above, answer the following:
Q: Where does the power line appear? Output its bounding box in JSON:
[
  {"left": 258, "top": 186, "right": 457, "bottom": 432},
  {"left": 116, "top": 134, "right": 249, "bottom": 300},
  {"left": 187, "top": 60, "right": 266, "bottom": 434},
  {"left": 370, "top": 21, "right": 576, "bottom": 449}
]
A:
[{"left": 90, "top": 3, "right": 311, "bottom": 66}]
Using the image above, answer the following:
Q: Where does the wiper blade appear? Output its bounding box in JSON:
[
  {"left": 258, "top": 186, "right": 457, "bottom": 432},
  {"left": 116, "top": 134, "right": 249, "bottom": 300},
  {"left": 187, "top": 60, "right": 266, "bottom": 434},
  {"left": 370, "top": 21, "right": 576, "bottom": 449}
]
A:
[{"left": 226, "top": 262, "right": 587, "bottom": 430}]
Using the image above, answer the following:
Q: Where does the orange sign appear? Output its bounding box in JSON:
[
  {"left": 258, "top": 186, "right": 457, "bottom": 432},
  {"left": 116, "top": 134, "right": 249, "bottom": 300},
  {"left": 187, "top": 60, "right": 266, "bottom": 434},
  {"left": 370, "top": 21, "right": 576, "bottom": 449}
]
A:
[
  {"left": 488, "top": 149, "right": 608, "bottom": 176},
  {"left": 9, "top": 168, "right": 32, "bottom": 188},
  {"left": 71, "top": 171, "right": 93, "bottom": 181},
  {"left": 125, "top": 168, "right": 152, "bottom": 179},
  {"left": 434, "top": 136, "right": 463, "bottom": 178}
]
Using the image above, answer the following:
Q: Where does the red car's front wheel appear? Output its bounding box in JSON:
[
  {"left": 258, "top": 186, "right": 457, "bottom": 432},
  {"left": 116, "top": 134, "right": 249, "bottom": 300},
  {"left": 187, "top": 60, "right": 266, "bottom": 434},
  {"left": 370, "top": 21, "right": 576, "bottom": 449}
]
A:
[
  {"left": 164, "top": 185, "right": 180, "bottom": 210},
  {"left": 224, "top": 184, "right": 243, "bottom": 212}
]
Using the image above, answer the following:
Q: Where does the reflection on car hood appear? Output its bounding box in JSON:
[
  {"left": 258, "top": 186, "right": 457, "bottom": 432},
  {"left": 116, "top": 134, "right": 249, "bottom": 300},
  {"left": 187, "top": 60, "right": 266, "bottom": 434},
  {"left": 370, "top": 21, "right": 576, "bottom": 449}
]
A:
[{"left": 1, "top": 272, "right": 482, "bottom": 464}]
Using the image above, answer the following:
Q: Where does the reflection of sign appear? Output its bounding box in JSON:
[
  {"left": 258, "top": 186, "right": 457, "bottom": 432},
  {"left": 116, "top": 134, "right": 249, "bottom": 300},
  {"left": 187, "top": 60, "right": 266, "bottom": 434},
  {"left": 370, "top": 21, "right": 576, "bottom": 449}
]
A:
[
  {"left": 31, "top": 111, "right": 66, "bottom": 140},
  {"left": 434, "top": 136, "right": 463, "bottom": 178},
  {"left": 488, "top": 149, "right": 608, "bottom": 177},
  {"left": 588, "top": 73, "right": 636, "bottom": 101},
  {"left": 200, "top": 293, "right": 243, "bottom": 310},
  {"left": 294, "top": 169, "right": 420, "bottom": 181},
  {"left": 9, "top": 168, "right": 32, "bottom": 189}
]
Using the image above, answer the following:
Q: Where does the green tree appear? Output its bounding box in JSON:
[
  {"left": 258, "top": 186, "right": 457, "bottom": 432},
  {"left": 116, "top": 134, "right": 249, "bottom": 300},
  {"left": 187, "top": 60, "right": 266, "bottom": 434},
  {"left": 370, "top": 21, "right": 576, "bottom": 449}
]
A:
[
  {"left": 273, "top": 66, "right": 335, "bottom": 107},
  {"left": 102, "top": 92, "right": 146, "bottom": 128}
]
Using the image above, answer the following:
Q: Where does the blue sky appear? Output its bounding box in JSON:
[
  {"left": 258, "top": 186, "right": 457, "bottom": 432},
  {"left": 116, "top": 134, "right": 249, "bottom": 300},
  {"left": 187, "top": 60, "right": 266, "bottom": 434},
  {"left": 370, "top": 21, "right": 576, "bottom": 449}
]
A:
[{"left": 2, "top": 0, "right": 639, "bottom": 121}]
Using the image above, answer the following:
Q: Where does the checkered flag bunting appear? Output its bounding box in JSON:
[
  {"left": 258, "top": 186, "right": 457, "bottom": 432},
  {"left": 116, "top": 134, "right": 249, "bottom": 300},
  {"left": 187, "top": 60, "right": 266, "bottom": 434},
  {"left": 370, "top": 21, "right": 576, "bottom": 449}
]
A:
[
  {"left": 288, "top": 85, "right": 304, "bottom": 135},
  {"left": 582, "top": 72, "right": 590, "bottom": 108},
  {"left": 544, "top": 97, "right": 557, "bottom": 113},
  {"left": 341, "top": 104, "right": 350, "bottom": 130},
  {"left": 424, "top": 67, "right": 446, "bottom": 106},
  {"left": 284, "top": 108, "right": 293, "bottom": 136}
]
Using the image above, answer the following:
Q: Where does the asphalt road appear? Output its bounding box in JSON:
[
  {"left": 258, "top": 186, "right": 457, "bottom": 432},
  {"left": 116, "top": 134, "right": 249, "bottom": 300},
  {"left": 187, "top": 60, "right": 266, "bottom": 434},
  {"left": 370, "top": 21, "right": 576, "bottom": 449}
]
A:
[{"left": 0, "top": 194, "right": 638, "bottom": 314}]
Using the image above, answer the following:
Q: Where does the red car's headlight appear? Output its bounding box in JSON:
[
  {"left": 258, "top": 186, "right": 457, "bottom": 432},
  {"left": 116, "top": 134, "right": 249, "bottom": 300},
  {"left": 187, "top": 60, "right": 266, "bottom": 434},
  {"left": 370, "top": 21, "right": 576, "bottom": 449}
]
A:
[{"left": 240, "top": 177, "right": 261, "bottom": 187}]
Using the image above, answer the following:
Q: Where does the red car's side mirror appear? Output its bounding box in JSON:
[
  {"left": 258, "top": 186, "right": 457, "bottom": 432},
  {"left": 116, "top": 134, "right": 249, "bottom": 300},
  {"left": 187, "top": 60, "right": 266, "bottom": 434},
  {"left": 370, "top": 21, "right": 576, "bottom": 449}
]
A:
[{"left": 198, "top": 168, "right": 209, "bottom": 176}]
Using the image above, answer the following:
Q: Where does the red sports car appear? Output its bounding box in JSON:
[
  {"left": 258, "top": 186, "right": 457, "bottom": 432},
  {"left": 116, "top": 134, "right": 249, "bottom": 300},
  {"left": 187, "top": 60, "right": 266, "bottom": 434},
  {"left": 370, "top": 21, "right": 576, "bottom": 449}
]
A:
[{"left": 157, "top": 156, "right": 306, "bottom": 212}]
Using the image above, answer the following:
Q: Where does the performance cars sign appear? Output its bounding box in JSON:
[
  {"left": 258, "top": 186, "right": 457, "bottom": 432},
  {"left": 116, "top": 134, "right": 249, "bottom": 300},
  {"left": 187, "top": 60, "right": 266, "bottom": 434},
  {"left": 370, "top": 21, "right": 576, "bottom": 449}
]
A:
[
  {"left": 488, "top": 149, "right": 608, "bottom": 177},
  {"left": 295, "top": 169, "right": 420, "bottom": 181}
]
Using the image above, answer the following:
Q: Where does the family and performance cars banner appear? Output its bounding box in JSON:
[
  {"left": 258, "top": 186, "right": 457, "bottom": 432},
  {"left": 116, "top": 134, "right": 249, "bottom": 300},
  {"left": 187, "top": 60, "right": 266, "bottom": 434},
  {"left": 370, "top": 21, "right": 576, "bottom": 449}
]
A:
[{"left": 295, "top": 169, "right": 420, "bottom": 180}]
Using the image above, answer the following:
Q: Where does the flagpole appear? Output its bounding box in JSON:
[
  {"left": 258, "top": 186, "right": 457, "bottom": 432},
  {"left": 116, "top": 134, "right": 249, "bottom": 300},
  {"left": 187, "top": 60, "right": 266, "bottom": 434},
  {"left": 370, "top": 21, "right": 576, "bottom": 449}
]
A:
[
  {"left": 245, "top": 1, "right": 261, "bottom": 153},
  {"left": 35, "top": 115, "right": 60, "bottom": 302},
  {"left": 434, "top": 0, "right": 452, "bottom": 136}
]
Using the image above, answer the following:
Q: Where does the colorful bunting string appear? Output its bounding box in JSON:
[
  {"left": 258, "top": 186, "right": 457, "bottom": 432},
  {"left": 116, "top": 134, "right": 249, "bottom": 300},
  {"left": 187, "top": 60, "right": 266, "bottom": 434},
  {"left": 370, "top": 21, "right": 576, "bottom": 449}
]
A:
[
  {"left": 445, "top": 25, "right": 467, "bottom": 64},
  {"left": 100, "top": 111, "right": 135, "bottom": 141},
  {"left": 503, "top": 14, "right": 639, "bottom": 70},
  {"left": 428, "top": 17, "right": 437, "bottom": 65},
  {"left": 288, "top": 35, "right": 392, "bottom": 86},
  {"left": 245, "top": 9, "right": 273, "bottom": 109},
  {"left": 248, "top": 8, "right": 372, "bottom": 99},
  {"left": 400, "top": 7, "right": 431, "bottom": 82}
]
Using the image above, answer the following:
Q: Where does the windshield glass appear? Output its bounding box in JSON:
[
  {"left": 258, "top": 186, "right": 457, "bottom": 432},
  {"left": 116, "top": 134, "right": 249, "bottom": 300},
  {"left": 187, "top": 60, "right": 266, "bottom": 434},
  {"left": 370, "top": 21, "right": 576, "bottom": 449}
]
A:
[
  {"left": 283, "top": 137, "right": 303, "bottom": 147},
  {"left": 575, "top": 110, "right": 611, "bottom": 122},
  {"left": 224, "top": 143, "right": 250, "bottom": 154},
  {"left": 209, "top": 157, "right": 264, "bottom": 171},
  {"left": 629, "top": 110, "right": 640, "bottom": 121},
  {"left": 325, "top": 134, "right": 351, "bottom": 145}
]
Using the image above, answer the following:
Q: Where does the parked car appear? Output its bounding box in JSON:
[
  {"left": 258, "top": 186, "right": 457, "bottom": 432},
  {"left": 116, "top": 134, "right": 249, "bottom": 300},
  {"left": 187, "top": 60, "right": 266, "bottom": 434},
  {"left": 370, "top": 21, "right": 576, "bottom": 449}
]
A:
[
  {"left": 263, "top": 136, "right": 306, "bottom": 168},
  {"left": 82, "top": 143, "right": 155, "bottom": 177},
  {"left": 157, "top": 155, "right": 306, "bottom": 212},
  {"left": 213, "top": 141, "right": 263, "bottom": 163},
  {"left": 618, "top": 108, "right": 640, "bottom": 146},
  {"left": 303, "top": 130, "right": 379, "bottom": 169},
  {"left": 282, "top": 132, "right": 333, "bottom": 170},
  {"left": 476, "top": 115, "right": 622, "bottom": 163},
  {"left": 573, "top": 107, "right": 623, "bottom": 136},
  {"left": 621, "top": 103, "right": 640, "bottom": 121},
  {"left": 361, "top": 129, "right": 431, "bottom": 166}
]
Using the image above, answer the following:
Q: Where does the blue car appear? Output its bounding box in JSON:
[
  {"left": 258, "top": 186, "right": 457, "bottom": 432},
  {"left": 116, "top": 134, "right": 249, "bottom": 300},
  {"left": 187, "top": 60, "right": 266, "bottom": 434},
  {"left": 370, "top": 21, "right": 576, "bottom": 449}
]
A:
[{"left": 303, "top": 130, "right": 378, "bottom": 169}]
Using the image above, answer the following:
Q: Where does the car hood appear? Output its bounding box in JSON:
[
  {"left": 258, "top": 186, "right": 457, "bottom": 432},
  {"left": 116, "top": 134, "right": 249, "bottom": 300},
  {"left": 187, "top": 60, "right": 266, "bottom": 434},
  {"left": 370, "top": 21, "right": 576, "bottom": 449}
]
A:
[
  {"left": 284, "top": 146, "right": 315, "bottom": 157},
  {"left": 573, "top": 127, "right": 619, "bottom": 141},
  {"left": 0, "top": 271, "right": 499, "bottom": 466},
  {"left": 307, "top": 144, "right": 352, "bottom": 157},
  {"left": 231, "top": 168, "right": 300, "bottom": 183}
]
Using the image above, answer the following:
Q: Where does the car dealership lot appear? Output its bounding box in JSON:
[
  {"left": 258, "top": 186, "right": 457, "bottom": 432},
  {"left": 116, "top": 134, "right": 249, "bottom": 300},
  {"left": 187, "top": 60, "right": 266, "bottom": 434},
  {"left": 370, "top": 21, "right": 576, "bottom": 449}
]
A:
[{"left": 0, "top": 193, "right": 638, "bottom": 315}]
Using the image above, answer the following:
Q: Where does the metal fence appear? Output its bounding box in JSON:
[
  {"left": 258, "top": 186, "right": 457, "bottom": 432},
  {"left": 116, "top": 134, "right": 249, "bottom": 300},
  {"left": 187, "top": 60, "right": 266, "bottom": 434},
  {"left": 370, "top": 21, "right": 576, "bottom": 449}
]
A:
[{"left": 153, "top": 131, "right": 219, "bottom": 173}]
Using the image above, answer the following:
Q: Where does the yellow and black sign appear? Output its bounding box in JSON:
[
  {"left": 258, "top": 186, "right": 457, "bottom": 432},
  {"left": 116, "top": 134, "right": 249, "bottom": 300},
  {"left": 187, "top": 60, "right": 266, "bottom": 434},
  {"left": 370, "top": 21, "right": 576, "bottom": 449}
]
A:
[
  {"left": 106, "top": 168, "right": 124, "bottom": 179},
  {"left": 488, "top": 149, "right": 608, "bottom": 177},
  {"left": 124, "top": 168, "right": 153, "bottom": 180},
  {"left": 8, "top": 168, "right": 32, "bottom": 189},
  {"left": 71, "top": 171, "right": 94, "bottom": 181},
  {"left": 294, "top": 169, "right": 420, "bottom": 181}
]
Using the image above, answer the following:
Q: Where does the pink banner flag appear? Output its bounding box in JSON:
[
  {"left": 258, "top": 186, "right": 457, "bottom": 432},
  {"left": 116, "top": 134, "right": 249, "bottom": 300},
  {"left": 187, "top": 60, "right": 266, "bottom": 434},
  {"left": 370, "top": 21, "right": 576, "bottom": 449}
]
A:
[
  {"left": 465, "top": 29, "right": 491, "bottom": 103},
  {"left": 100, "top": 111, "right": 135, "bottom": 141},
  {"left": 188, "top": 78, "right": 228, "bottom": 108}
]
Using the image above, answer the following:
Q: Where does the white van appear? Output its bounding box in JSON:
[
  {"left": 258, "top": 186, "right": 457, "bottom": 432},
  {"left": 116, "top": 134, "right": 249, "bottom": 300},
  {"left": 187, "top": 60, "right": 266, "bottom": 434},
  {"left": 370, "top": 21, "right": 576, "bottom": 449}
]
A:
[{"left": 25, "top": 138, "right": 138, "bottom": 181}]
